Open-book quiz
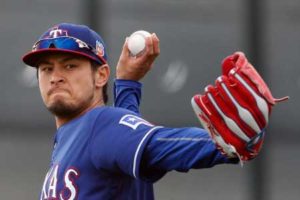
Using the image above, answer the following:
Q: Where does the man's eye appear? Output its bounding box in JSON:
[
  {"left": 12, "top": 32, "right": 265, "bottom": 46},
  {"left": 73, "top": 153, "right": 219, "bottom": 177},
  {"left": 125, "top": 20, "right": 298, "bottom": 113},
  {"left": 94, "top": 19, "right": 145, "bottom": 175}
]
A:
[
  {"left": 41, "top": 66, "right": 52, "bottom": 72},
  {"left": 66, "top": 64, "right": 77, "bottom": 69}
]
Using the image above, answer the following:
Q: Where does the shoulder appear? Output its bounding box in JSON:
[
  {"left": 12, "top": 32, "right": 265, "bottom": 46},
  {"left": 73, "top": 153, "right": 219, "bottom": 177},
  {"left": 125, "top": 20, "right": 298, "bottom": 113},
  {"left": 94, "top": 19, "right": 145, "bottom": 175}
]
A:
[
  {"left": 85, "top": 106, "right": 134, "bottom": 120},
  {"left": 99, "top": 106, "right": 138, "bottom": 120},
  {"left": 93, "top": 106, "right": 154, "bottom": 131}
]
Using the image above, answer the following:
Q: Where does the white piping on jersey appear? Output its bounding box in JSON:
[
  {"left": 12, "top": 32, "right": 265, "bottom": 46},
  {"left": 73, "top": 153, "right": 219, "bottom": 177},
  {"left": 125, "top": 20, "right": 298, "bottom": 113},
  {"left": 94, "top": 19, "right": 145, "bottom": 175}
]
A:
[
  {"left": 133, "top": 126, "right": 162, "bottom": 179},
  {"left": 156, "top": 137, "right": 211, "bottom": 142}
]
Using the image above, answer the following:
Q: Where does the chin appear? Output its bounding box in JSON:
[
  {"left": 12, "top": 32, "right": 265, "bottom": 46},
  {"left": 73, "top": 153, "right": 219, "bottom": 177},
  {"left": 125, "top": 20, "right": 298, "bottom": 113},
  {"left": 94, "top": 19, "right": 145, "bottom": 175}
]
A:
[
  {"left": 45, "top": 92, "right": 95, "bottom": 118},
  {"left": 47, "top": 99, "right": 78, "bottom": 118}
]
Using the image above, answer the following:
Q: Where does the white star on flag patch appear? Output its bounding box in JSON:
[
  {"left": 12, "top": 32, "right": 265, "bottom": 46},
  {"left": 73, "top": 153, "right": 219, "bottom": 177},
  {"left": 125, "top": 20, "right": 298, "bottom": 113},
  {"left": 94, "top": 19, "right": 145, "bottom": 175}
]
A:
[{"left": 119, "top": 114, "right": 153, "bottom": 130}]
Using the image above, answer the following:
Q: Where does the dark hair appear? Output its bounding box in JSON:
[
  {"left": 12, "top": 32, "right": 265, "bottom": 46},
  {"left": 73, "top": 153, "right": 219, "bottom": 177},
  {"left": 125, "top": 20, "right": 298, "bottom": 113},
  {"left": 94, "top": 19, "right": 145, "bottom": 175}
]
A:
[{"left": 90, "top": 61, "right": 109, "bottom": 104}]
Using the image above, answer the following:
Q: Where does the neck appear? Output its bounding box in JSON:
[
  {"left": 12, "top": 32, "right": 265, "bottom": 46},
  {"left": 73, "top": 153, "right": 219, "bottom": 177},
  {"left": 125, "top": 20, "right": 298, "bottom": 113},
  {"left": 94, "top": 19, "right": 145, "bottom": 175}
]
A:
[{"left": 55, "top": 99, "right": 104, "bottom": 128}]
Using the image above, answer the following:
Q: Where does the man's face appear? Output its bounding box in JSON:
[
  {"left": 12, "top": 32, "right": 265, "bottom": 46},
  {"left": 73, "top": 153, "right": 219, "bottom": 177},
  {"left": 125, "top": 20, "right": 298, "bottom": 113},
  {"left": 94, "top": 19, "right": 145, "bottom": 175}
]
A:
[{"left": 37, "top": 53, "right": 99, "bottom": 118}]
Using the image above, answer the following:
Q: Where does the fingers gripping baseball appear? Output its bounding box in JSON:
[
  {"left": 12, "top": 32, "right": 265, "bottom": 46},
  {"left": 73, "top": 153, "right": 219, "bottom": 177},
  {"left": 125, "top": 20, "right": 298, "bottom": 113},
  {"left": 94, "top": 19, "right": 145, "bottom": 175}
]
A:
[
  {"left": 192, "top": 52, "right": 289, "bottom": 161},
  {"left": 116, "top": 32, "right": 160, "bottom": 81},
  {"left": 144, "top": 33, "right": 160, "bottom": 57}
]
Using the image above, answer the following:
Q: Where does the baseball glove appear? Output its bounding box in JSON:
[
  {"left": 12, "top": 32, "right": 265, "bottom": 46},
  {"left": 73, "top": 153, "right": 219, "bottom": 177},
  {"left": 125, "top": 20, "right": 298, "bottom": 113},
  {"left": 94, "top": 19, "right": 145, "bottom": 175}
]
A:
[{"left": 191, "top": 52, "right": 288, "bottom": 161}]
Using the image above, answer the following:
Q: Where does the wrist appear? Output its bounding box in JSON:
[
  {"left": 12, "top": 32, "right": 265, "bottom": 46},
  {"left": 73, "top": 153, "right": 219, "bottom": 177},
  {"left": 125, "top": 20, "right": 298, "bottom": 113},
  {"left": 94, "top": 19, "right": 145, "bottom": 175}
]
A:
[{"left": 114, "top": 79, "right": 142, "bottom": 87}]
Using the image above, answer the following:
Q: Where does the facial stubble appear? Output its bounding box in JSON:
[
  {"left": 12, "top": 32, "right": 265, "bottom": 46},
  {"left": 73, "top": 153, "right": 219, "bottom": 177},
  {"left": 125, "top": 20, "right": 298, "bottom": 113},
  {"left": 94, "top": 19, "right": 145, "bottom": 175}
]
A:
[{"left": 46, "top": 74, "right": 97, "bottom": 119}]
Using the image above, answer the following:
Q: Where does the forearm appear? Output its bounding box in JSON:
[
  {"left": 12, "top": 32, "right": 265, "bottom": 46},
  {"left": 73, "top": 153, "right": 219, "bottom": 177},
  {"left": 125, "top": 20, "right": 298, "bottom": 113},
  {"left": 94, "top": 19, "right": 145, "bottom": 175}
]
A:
[
  {"left": 113, "top": 79, "right": 142, "bottom": 114},
  {"left": 140, "top": 127, "right": 239, "bottom": 181}
]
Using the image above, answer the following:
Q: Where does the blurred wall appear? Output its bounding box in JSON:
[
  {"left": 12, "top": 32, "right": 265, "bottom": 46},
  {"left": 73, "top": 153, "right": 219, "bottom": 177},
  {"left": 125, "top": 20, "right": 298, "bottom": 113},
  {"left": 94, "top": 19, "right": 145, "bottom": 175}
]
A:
[{"left": 0, "top": 0, "right": 299, "bottom": 199}]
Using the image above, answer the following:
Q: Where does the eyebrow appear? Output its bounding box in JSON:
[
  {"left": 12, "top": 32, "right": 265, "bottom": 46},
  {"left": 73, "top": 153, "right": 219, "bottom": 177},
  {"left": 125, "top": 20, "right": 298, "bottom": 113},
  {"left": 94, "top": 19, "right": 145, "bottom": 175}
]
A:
[
  {"left": 59, "top": 56, "right": 82, "bottom": 63},
  {"left": 37, "top": 56, "right": 82, "bottom": 66}
]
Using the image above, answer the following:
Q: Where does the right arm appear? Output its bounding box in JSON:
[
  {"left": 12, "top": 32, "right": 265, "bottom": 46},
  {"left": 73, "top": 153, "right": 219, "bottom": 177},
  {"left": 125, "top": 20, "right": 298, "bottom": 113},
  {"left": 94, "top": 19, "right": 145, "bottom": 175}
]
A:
[
  {"left": 113, "top": 79, "right": 142, "bottom": 114},
  {"left": 113, "top": 33, "right": 160, "bottom": 114}
]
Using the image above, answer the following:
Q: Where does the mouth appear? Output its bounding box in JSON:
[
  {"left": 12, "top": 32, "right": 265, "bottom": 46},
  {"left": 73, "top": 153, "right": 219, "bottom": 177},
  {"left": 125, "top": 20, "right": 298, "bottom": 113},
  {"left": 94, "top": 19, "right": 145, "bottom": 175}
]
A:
[{"left": 47, "top": 87, "right": 69, "bottom": 96}]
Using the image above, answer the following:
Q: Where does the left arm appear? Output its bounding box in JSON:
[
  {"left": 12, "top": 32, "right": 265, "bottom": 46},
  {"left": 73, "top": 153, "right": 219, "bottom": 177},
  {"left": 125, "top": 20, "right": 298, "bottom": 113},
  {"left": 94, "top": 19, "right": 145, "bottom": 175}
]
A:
[
  {"left": 89, "top": 108, "right": 238, "bottom": 182},
  {"left": 139, "top": 126, "right": 239, "bottom": 182}
]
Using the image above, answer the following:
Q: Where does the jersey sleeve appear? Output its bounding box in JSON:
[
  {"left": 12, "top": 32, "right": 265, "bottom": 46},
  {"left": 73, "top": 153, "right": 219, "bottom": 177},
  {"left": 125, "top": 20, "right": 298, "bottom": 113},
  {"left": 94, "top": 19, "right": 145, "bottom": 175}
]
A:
[
  {"left": 89, "top": 107, "right": 238, "bottom": 182},
  {"left": 113, "top": 79, "right": 142, "bottom": 114},
  {"left": 89, "top": 107, "right": 160, "bottom": 179},
  {"left": 139, "top": 127, "right": 239, "bottom": 182}
]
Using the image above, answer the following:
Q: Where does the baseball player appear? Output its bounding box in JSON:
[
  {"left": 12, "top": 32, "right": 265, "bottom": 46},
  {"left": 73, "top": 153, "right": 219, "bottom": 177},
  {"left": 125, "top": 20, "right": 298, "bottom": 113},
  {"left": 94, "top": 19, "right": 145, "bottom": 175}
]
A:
[{"left": 22, "top": 23, "right": 287, "bottom": 200}]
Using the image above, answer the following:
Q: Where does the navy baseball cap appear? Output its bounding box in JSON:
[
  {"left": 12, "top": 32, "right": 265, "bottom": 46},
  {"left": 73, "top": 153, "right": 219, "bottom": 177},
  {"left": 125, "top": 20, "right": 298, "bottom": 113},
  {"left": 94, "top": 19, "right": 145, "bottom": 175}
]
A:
[{"left": 22, "top": 23, "right": 107, "bottom": 67}]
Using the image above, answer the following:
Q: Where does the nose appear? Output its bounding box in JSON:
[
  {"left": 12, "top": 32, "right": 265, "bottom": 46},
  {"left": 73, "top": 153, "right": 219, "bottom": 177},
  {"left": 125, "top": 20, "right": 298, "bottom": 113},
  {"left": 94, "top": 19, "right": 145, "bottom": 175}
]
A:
[{"left": 50, "top": 70, "right": 65, "bottom": 85}]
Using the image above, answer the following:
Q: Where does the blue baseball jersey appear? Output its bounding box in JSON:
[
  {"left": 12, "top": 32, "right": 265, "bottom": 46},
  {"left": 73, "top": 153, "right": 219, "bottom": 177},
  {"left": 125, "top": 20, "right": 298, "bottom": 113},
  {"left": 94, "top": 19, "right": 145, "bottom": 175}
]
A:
[
  {"left": 40, "top": 107, "right": 159, "bottom": 200},
  {"left": 40, "top": 80, "right": 237, "bottom": 200}
]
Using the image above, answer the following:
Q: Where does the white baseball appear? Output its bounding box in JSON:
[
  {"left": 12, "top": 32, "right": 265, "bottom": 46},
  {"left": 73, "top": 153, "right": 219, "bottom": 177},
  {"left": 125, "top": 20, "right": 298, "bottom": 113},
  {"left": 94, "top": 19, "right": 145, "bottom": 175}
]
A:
[{"left": 128, "top": 30, "right": 151, "bottom": 56}]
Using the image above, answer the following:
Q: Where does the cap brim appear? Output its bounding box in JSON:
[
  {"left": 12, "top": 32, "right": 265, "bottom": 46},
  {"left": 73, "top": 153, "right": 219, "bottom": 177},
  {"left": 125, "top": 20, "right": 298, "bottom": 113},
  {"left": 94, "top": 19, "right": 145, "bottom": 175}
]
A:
[{"left": 22, "top": 49, "right": 106, "bottom": 67}]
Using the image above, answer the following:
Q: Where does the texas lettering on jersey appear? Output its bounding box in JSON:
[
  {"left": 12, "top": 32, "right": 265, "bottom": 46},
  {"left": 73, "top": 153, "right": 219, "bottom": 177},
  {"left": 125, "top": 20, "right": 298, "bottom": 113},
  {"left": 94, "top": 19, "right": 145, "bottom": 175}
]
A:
[
  {"left": 39, "top": 107, "right": 162, "bottom": 200},
  {"left": 40, "top": 164, "right": 80, "bottom": 200}
]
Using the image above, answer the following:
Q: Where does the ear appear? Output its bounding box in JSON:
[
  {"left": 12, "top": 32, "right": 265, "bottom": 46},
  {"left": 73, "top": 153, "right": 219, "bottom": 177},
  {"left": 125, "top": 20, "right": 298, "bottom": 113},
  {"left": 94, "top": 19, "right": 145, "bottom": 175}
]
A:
[{"left": 94, "top": 64, "right": 110, "bottom": 88}]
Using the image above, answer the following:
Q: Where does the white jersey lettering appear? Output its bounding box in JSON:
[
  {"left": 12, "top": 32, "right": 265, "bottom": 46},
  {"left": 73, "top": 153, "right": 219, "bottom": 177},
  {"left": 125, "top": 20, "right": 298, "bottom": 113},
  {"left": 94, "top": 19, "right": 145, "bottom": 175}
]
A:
[
  {"left": 47, "top": 165, "right": 59, "bottom": 198},
  {"left": 59, "top": 168, "right": 80, "bottom": 200}
]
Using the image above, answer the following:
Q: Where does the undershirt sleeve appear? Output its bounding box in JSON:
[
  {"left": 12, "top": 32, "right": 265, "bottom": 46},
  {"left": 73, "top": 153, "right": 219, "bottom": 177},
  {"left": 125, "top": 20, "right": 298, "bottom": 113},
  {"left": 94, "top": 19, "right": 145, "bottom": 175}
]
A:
[{"left": 113, "top": 79, "right": 142, "bottom": 114}]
